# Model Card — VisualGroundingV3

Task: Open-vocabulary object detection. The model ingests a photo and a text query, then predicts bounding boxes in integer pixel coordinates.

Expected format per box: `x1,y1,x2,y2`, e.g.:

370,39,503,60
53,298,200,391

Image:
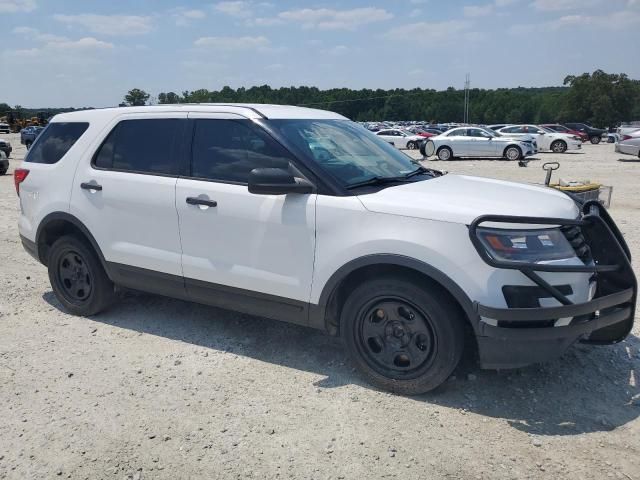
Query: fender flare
35,211,108,271
309,254,479,333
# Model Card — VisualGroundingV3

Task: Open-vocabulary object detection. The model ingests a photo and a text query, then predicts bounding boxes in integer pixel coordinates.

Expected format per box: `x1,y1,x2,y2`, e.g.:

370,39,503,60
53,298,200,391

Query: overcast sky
1,0,639,108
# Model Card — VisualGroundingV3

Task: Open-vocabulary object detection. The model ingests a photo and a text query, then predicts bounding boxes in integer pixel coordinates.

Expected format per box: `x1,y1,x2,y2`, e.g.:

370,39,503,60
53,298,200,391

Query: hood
357,174,579,225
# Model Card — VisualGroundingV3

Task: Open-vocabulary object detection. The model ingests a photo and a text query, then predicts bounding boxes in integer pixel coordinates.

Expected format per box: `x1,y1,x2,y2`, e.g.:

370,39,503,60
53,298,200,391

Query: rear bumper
469,202,637,369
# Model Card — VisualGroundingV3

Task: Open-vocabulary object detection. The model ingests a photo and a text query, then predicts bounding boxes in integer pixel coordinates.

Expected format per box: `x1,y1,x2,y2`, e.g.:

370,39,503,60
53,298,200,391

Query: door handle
186,197,217,208
80,182,102,191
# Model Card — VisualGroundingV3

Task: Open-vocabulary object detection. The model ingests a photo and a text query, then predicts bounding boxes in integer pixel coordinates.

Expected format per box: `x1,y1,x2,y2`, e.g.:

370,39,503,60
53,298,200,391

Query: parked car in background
0,149,8,175
20,126,45,148
615,130,640,158
0,123,10,134
541,124,589,142
564,123,606,144
497,125,581,153
375,128,426,150
487,124,510,132
0,138,12,158
422,126,536,160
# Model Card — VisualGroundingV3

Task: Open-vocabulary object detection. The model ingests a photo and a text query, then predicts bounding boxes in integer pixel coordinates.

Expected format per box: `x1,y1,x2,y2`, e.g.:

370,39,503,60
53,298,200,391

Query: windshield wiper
346,166,443,190
346,176,408,190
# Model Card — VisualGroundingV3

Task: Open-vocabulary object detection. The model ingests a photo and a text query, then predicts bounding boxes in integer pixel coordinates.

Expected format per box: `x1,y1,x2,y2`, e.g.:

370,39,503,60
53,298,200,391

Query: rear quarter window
25,122,89,164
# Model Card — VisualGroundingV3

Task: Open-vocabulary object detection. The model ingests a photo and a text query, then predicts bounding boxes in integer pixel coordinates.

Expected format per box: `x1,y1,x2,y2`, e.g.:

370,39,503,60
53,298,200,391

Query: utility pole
463,73,471,124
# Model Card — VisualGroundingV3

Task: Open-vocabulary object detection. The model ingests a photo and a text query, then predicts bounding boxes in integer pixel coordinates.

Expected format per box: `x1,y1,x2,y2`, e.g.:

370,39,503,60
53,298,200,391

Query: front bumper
469,201,636,369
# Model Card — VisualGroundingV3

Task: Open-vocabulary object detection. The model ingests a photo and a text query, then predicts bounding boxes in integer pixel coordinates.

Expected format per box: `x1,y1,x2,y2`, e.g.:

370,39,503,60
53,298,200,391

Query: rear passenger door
70,113,188,287
175,113,316,324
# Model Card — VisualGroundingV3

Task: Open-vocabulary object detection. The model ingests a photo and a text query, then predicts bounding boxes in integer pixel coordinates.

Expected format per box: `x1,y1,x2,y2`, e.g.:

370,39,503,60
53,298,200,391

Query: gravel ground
0,133,639,480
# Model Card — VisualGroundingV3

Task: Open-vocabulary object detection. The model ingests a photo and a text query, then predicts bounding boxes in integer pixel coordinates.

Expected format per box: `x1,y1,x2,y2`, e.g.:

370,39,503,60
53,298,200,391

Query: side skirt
105,262,311,327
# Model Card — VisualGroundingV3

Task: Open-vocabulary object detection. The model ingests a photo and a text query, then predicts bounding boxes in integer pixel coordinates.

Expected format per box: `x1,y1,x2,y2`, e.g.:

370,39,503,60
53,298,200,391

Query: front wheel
48,235,115,316
437,146,452,161
504,146,522,161
550,140,567,153
340,277,464,395
0,165,7,176
590,136,601,145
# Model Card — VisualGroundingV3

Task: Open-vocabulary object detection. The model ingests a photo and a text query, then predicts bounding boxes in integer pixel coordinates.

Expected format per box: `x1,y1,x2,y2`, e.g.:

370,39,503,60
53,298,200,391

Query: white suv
16,104,636,395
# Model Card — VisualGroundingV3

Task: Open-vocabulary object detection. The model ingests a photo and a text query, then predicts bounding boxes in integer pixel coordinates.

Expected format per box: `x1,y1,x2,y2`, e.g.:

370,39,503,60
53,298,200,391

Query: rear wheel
25,141,32,149
48,235,114,316
340,276,464,395
590,136,601,145
437,146,452,161
550,140,567,153
407,141,417,150
504,145,522,161
0,165,7,176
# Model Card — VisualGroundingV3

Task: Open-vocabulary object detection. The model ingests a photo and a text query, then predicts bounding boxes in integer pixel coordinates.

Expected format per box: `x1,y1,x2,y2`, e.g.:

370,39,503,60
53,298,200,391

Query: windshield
268,119,427,187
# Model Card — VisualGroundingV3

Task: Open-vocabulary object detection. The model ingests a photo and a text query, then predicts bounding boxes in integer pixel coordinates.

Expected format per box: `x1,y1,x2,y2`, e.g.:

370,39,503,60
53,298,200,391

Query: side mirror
248,168,314,195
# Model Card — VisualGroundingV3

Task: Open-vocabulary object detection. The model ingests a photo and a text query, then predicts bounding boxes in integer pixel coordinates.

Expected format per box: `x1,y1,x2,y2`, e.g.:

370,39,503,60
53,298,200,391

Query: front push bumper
469,201,637,369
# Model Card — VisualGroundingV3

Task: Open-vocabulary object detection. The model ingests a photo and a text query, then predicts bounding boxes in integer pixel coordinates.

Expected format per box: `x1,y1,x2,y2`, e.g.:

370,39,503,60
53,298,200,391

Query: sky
1,0,639,108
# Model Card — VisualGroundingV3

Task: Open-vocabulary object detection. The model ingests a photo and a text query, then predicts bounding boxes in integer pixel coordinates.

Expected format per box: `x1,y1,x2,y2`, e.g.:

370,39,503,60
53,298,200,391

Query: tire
550,140,567,153
47,235,115,316
504,145,522,161
407,141,417,150
437,146,452,161
25,141,32,150
0,166,7,176
340,276,464,395
590,136,601,145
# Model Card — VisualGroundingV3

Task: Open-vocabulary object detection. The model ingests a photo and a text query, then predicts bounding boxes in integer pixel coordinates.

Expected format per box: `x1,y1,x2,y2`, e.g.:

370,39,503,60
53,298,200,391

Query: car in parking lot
0,149,8,175
497,125,582,153
20,126,45,148
541,124,589,142
0,123,11,134
375,128,426,150
564,123,606,144
615,130,640,158
15,104,637,395
0,138,12,158
421,126,536,160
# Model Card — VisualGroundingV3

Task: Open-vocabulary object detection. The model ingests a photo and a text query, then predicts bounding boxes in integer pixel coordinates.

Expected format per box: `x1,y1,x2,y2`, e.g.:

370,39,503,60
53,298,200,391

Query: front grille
561,225,592,263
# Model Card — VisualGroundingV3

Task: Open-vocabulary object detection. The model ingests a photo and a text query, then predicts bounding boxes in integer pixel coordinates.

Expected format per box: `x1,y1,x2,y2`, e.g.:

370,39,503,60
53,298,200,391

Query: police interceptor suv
16,105,636,395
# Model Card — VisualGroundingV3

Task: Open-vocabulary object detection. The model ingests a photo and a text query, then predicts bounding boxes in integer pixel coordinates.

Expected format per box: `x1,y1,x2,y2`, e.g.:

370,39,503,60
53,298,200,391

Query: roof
51,103,348,122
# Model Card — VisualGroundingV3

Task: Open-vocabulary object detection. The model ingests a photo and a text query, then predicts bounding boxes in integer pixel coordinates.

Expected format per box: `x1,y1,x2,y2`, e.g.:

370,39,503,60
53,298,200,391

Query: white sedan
422,126,536,161
375,128,425,150
615,129,640,158
497,125,582,153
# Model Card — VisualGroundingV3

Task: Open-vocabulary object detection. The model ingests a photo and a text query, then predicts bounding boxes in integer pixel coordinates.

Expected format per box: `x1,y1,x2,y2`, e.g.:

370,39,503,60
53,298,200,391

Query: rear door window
94,118,182,175
25,122,89,164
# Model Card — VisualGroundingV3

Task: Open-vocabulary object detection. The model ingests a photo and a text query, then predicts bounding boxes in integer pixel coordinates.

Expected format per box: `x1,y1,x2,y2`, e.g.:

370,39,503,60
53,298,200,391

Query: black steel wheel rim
57,250,93,303
354,296,437,379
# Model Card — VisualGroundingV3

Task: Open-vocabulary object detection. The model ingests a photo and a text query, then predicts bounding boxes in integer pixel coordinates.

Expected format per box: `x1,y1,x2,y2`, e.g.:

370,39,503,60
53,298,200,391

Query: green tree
124,88,150,106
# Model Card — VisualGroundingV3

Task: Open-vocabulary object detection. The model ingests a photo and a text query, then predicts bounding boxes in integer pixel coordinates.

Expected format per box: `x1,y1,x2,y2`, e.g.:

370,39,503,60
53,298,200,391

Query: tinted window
468,128,490,138
191,119,291,183
94,119,180,175
447,129,466,137
25,122,89,164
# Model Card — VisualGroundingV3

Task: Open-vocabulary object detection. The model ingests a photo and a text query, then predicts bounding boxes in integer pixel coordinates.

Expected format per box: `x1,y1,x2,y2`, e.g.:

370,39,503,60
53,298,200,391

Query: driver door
175,113,317,324
466,128,497,157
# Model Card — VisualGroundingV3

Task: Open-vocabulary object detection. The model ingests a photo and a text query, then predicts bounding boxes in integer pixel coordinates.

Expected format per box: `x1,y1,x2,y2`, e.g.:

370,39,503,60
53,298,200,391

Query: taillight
14,168,29,196
622,135,632,141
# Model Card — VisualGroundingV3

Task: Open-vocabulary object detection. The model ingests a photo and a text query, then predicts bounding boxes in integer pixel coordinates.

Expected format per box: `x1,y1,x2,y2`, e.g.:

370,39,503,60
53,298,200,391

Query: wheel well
503,144,521,155
37,219,95,266
436,145,452,153
323,263,472,336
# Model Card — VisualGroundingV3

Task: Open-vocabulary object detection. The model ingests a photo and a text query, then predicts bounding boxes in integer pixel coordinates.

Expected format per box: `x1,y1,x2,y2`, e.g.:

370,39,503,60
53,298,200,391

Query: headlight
476,227,576,263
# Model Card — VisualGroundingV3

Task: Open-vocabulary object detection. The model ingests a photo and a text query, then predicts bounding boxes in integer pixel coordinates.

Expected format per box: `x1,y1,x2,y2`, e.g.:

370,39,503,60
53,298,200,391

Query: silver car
615,129,640,158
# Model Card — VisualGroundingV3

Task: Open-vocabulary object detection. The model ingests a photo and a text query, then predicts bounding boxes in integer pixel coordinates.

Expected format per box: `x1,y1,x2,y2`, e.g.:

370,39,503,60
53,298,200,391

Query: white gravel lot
0,133,638,480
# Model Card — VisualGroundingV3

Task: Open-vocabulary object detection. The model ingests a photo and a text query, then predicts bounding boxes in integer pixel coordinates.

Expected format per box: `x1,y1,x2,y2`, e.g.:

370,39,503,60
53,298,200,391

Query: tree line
2,70,638,128
151,71,639,128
